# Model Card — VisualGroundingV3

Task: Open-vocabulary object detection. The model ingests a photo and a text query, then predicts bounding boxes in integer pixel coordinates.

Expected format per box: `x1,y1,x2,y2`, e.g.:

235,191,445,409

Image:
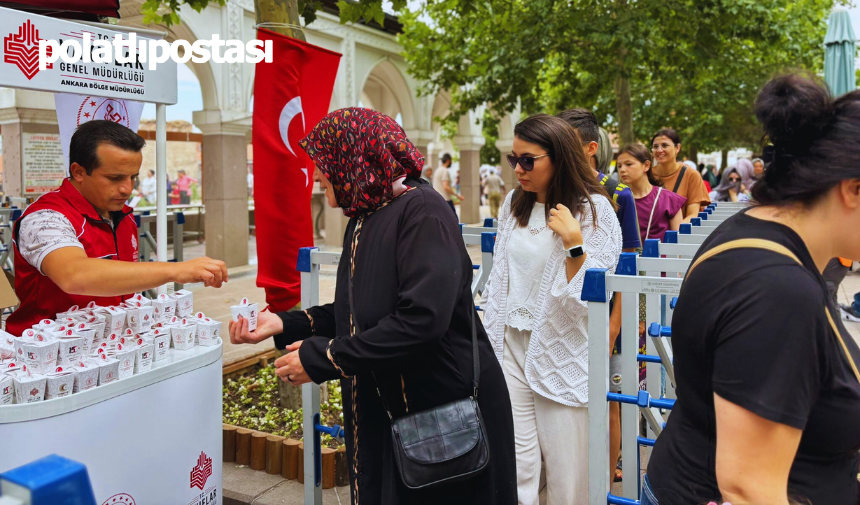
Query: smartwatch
566,244,584,258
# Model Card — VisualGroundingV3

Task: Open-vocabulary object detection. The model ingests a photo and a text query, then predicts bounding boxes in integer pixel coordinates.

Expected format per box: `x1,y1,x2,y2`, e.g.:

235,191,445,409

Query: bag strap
686,238,860,384
347,216,480,423
672,166,686,194
645,187,662,241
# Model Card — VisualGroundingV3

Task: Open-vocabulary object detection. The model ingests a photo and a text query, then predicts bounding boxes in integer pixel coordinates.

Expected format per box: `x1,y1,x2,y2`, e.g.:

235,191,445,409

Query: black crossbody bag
348,260,490,489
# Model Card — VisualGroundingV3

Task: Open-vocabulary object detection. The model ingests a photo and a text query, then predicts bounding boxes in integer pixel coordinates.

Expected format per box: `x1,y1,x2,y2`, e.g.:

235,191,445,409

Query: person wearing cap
6,120,227,335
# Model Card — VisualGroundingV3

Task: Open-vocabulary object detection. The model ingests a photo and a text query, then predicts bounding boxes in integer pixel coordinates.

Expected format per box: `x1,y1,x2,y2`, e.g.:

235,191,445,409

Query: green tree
142,0,405,29
480,110,500,166
399,0,833,150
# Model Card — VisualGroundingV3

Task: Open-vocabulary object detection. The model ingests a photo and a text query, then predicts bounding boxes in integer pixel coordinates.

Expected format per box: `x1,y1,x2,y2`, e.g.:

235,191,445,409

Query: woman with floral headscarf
228,108,517,505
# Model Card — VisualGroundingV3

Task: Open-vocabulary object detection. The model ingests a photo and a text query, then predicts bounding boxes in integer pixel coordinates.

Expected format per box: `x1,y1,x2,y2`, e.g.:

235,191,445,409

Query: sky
140,63,204,131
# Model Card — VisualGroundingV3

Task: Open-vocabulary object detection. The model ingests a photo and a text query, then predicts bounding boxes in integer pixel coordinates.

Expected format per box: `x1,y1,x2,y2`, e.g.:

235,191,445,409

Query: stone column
453,135,484,224
0,94,61,198
405,129,435,178
496,138,519,194
324,205,349,247
194,111,250,267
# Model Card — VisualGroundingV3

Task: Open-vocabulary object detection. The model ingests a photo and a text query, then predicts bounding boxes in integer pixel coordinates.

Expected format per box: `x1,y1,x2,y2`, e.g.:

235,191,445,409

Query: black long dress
274,179,517,505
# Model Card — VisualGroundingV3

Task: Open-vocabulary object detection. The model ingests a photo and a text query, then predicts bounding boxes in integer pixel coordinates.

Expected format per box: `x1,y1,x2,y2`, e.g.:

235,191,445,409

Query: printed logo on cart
4,20,52,80
190,451,213,490
101,493,135,505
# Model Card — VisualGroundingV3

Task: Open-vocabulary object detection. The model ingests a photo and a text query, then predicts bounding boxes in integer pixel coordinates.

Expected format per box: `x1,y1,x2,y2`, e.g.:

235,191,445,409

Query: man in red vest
6,120,227,335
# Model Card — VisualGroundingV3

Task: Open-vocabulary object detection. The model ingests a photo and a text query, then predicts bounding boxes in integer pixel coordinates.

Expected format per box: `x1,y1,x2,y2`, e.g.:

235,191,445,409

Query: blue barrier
0,454,97,505
648,323,671,338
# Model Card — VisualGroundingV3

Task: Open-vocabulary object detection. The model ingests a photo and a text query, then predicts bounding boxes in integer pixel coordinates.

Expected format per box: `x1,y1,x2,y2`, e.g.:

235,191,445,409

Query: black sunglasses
506,153,549,172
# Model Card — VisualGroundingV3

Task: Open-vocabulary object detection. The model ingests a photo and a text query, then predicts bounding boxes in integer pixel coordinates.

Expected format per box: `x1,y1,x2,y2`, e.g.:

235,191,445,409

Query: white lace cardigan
482,190,622,407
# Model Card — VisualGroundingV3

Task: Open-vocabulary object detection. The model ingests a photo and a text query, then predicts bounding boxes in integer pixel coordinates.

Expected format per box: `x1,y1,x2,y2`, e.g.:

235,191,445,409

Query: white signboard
0,358,222,505
21,132,65,194
0,6,177,104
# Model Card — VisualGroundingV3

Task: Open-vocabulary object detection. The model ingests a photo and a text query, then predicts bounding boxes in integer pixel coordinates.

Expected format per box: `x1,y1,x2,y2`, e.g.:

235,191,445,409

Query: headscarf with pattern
299,108,425,217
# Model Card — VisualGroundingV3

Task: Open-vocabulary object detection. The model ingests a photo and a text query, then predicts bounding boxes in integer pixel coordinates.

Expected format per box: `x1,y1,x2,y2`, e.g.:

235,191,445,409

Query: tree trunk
614,74,634,147
721,149,729,172
255,0,306,40
687,144,699,165
254,0,321,411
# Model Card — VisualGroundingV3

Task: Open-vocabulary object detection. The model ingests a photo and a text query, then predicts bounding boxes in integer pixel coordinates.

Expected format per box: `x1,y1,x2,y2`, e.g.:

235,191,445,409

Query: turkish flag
253,29,341,312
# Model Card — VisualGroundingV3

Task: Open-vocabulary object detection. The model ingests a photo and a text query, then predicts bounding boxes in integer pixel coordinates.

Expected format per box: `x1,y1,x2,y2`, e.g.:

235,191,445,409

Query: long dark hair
619,144,662,187
510,114,612,227
752,72,860,206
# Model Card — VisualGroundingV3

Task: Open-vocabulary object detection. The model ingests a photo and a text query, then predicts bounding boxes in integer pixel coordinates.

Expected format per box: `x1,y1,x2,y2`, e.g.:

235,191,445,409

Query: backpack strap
672,166,687,194
599,174,623,203
686,238,860,384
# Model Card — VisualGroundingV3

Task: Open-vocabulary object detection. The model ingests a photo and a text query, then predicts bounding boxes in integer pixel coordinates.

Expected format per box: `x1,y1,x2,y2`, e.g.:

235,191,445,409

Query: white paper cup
73,362,100,393
0,373,13,404
135,343,155,374
97,358,120,385
45,371,75,399
114,348,137,379
230,303,258,332
13,373,46,403
171,325,195,351
103,307,127,335
57,336,86,367
196,321,220,347
152,294,176,324
175,289,194,316
22,340,60,375
75,328,97,354
152,334,171,362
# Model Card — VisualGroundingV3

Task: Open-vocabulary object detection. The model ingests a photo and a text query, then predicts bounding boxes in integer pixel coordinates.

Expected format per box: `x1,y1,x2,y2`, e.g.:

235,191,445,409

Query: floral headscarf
299,108,424,217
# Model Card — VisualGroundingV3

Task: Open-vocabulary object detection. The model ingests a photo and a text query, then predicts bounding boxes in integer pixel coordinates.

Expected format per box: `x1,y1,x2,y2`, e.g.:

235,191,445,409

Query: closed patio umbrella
825,9,856,97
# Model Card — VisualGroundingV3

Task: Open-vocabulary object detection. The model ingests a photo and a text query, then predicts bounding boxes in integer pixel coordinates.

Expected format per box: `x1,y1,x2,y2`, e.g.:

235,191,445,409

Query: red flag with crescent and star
252,29,341,312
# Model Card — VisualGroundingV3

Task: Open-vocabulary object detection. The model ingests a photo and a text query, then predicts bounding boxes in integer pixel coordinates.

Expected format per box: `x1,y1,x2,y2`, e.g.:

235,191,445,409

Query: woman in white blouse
483,114,622,504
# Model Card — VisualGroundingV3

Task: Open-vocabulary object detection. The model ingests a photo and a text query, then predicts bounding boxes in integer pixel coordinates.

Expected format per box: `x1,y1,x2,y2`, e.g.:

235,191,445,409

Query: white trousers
503,326,589,505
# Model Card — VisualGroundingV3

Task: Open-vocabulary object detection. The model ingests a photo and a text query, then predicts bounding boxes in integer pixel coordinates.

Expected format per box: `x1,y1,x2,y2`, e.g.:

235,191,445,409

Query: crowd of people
226,72,860,505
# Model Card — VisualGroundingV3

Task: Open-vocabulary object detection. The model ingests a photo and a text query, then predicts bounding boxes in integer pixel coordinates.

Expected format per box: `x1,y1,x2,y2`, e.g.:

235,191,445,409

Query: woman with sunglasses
710,167,749,202
643,73,860,505
482,114,622,504
651,128,711,222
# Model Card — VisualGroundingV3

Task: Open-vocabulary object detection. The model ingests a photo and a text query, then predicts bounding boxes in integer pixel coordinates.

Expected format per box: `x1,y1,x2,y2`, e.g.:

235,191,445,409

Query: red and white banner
252,30,340,312
55,93,145,174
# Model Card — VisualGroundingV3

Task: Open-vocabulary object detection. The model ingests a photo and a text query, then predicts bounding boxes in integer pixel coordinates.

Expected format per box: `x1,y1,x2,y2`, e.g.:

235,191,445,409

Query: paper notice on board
22,132,65,194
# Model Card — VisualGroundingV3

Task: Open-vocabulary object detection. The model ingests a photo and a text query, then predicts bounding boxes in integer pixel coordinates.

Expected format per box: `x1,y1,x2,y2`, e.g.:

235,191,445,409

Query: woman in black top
644,74,860,504
228,108,516,505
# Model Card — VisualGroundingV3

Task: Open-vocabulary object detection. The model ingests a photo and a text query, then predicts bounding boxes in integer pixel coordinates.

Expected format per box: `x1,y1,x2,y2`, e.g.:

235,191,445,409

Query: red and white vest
7,179,138,335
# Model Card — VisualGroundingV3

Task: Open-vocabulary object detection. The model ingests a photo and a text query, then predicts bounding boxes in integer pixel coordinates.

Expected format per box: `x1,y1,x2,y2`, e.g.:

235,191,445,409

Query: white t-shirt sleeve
17,210,84,274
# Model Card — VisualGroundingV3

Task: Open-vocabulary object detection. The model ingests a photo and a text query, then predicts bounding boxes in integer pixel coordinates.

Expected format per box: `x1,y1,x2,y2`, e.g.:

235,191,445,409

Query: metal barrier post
173,211,185,263
615,254,641,500
298,247,323,505
471,232,496,299
583,268,611,505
